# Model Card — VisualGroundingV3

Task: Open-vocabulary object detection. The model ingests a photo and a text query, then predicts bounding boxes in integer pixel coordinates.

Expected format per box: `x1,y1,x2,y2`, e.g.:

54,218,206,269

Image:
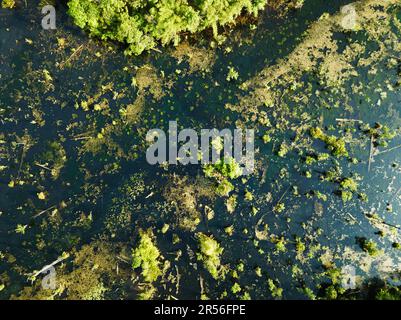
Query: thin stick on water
390,187,401,203
175,265,180,295
35,162,51,171
368,135,374,172
199,275,205,297
366,214,401,230
16,143,27,182
276,186,291,206
376,144,401,156
336,118,363,123
33,205,57,219
30,253,69,279
59,44,85,69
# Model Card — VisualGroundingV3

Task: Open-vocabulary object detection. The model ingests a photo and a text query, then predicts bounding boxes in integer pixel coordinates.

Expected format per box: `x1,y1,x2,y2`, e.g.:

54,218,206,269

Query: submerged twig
29,253,70,280
32,205,57,219
59,44,85,69
35,162,51,171
175,265,180,295
199,275,205,297
390,187,401,203
336,118,363,123
376,144,401,156
16,143,27,182
368,135,374,172
365,213,401,230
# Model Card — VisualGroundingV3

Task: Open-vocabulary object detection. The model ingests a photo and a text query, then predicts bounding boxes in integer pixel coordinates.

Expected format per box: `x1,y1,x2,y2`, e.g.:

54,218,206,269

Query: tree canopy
67,0,268,55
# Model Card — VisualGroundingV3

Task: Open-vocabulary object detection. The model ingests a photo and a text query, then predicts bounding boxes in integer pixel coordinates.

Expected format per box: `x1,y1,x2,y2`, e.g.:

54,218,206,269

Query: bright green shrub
67,0,269,55
132,229,162,282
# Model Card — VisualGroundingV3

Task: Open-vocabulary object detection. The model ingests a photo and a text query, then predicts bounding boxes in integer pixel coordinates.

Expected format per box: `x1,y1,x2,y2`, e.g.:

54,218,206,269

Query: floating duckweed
240,292,251,300
317,192,327,201
340,178,358,192
305,156,316,165
237,262,245,272
317,153,330,161
302,287,316,300
361,123,397,147
273,237,287,253
15,224,28,235
37,192,46,200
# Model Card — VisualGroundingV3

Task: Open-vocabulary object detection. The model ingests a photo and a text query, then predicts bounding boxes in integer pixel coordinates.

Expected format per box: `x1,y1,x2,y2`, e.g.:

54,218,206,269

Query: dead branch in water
336,118,363,123
59,44,85,69
368,135,374,172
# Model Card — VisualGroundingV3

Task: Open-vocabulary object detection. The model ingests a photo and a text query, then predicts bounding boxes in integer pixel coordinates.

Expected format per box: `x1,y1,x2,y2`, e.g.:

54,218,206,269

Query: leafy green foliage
231,282,241,294
226,66,239,81
132,229,163,282
216,179,234,196
267,279,283,299
204,157,241,197
1,0,15,9
204,157,242,180
197,233,225,280
67,0,268,55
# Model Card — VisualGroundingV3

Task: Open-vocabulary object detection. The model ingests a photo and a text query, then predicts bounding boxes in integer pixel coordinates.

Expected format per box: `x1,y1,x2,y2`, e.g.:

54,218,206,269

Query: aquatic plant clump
197,233,225,280
132,229,163,282
204,157,243,180
67,0,268,55
310,127,348,158
1,0,15,8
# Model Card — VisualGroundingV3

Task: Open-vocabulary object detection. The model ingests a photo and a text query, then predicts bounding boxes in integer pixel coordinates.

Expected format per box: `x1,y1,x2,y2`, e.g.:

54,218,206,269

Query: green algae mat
1,0,401,300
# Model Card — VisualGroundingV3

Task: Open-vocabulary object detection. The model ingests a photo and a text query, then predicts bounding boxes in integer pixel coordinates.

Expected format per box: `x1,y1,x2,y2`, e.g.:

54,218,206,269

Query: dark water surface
1,1,401,300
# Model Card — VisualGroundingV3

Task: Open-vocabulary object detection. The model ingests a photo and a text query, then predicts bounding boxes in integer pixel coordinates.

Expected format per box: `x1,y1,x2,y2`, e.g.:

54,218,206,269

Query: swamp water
1,0,401,299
